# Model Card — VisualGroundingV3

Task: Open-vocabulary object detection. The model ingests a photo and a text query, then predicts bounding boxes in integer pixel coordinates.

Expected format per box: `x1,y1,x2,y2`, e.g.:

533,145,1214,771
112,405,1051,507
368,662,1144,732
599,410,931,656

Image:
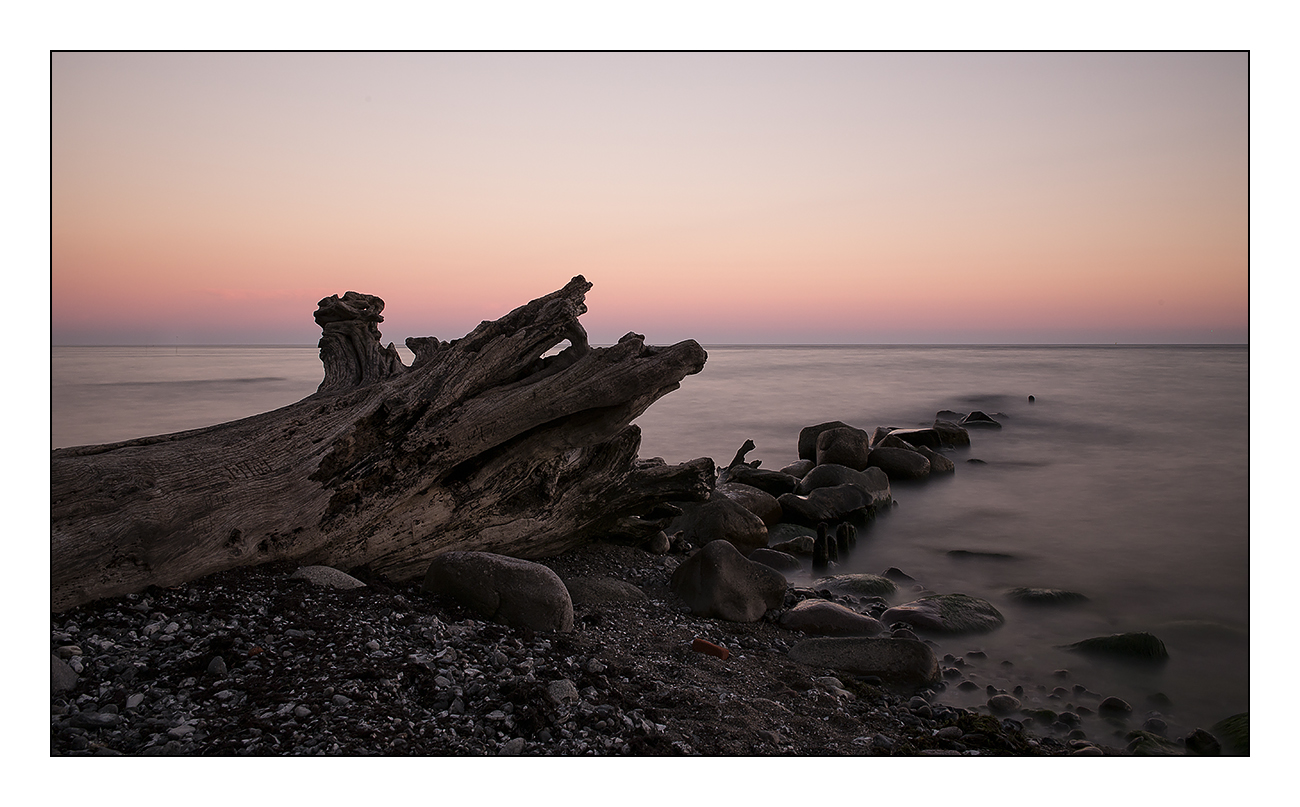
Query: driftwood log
52,277,715,611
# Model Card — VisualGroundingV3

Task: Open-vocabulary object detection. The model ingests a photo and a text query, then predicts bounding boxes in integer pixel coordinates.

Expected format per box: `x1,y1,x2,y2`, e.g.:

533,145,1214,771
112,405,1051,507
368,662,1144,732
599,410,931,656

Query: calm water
51,344,1249,735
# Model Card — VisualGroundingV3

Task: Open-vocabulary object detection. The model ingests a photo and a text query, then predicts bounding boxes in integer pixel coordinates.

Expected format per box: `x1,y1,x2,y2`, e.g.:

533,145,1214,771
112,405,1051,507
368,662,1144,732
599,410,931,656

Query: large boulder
788,636,941,686
670,540,788,622
777,484,872,527
881,593,1005,634
678,497,769,554
816,427,873,471
815,573,898,598
795,463,891,507
1211,713,1249,756
713,482,784,526
781,599,886,636
798,421,853,462
917,446,955,473
931,419,971,447
422,551,574,632
1060,632,1169,662
867,446,931,481
722,465,799,497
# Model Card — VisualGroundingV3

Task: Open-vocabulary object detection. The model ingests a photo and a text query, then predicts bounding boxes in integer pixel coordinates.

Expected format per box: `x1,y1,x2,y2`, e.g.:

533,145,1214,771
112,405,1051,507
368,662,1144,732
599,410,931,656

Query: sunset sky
51,51,1248,345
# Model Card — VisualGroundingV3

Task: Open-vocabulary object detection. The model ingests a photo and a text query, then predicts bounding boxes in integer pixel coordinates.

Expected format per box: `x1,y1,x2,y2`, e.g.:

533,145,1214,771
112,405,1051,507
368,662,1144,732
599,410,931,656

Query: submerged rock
881,594,1005,634
1004,587,1089,605
787,636,941,686
931,419,971,447
960,411,1002,429
1061,632,1169,662
917,446,955,473
882,428,943,450
815,573,898,598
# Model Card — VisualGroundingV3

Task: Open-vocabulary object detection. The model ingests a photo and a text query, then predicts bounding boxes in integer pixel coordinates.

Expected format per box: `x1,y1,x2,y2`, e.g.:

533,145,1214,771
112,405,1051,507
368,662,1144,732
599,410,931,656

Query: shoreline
52,540,1195,757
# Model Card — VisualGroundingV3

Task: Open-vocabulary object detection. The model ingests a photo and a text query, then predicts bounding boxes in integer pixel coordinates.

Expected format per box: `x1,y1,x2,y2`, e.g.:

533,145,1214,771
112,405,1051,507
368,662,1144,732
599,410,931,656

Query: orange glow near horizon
52,52,1248,345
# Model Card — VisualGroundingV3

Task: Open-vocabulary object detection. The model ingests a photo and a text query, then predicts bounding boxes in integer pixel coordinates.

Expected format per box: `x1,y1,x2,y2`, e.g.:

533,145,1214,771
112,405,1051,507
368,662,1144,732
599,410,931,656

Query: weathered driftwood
52,276,714,611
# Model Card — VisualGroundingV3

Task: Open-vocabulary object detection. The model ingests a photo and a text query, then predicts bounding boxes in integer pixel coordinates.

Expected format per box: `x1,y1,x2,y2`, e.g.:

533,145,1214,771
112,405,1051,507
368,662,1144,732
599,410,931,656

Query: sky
52,51,1248,345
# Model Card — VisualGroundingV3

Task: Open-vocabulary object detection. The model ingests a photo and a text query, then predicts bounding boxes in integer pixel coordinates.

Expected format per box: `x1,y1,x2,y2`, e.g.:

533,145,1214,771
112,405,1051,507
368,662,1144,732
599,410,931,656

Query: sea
51,344,1250,736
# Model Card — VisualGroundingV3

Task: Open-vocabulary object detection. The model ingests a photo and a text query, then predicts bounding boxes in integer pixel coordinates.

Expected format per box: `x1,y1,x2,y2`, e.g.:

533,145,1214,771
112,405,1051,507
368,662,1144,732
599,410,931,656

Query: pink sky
51,52,1248,345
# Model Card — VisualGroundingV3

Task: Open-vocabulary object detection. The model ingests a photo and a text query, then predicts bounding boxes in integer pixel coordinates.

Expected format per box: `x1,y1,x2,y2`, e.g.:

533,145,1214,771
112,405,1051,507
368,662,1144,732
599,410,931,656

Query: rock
778,459,814,479
960,411,1001,428
51,654,78,693
780,599,886,637
1183,728,1221,756
917,446,955,473
798,421,853,462
875,432,921,451
499,737,526,755
947,549,1015,560
931,419,971,447
777,485,874,527
545,679,580,706
748,548,802,574
1125,730,1184,756
289,566,367,590
814,573,898,598
422,551,575,633
1061,632,1169,662
867,447,931,481
647,530,671,554
678,497,770,555
988,694,1021,714
881,594,1006,634
1004,587,1089,605
69,710,121,729
1211,713,1248,755
769,526,816,555
722,465,799,497
882,428,943,450
787,637,941,686
669,540,788,623
1098,696,1132,715
881,567,916,584
205,655,228,677
795,464,892,507
815,427,873,471
713,482,783,526
563,576,648,605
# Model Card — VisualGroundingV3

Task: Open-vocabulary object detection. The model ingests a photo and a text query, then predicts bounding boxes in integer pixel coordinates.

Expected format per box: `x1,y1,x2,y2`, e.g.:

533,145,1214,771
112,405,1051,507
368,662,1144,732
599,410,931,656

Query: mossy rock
1061,631,1169,661
882,593,1006,634
1125,730,1184,756
1211,712,1248,755
814,573,898,598
1004,587,1089,605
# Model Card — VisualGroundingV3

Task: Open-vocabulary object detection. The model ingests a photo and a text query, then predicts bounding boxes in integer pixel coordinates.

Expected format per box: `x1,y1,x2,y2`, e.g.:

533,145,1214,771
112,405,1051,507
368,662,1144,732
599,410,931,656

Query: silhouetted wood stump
51,276,714,611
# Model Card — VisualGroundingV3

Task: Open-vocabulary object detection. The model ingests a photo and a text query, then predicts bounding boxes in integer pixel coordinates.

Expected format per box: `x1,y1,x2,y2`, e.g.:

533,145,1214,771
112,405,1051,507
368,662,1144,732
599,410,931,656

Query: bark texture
52,277,713,611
